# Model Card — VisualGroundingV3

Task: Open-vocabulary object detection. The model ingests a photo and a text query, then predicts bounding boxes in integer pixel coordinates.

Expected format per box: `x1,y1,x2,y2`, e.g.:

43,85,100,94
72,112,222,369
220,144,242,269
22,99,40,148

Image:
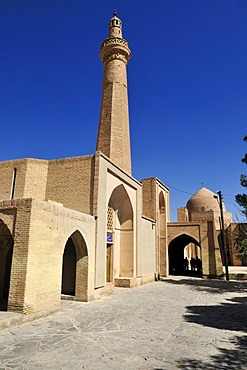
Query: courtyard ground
0,276,246,369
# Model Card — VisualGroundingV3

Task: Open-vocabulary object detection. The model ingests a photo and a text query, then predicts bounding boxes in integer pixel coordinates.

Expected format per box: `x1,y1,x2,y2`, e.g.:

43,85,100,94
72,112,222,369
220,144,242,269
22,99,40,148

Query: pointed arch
0,220,14,311
168,233,202,277
107,184,134,280
108,184,133,228
61,230,88,301
159,191,166,214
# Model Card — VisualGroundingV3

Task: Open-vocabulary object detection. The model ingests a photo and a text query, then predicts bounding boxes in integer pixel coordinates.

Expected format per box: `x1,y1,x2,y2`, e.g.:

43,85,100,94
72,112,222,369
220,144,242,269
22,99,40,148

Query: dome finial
113,9,117,17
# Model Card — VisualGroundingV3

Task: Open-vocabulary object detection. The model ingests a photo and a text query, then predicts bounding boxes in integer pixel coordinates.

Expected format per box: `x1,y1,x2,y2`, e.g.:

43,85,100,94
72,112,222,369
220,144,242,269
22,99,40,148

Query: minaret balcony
100,38,131,64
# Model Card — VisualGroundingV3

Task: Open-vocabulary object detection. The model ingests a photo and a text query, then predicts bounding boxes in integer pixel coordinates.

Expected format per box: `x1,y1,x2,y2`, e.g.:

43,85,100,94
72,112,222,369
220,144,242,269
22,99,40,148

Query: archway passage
61,230,88,300
0,220,14,311
169,234,202,277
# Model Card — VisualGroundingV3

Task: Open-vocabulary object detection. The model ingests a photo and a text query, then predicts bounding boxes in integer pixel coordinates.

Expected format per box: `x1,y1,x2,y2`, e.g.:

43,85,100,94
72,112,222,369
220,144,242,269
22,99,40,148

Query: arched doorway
0,220,14,311
62,236,76,295
107,185,134,281
61,230,88,300
169,234,202,277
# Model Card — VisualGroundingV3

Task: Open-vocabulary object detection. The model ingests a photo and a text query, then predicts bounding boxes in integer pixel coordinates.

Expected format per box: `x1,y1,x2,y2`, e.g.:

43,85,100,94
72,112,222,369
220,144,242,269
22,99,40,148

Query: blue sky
1,0,246,221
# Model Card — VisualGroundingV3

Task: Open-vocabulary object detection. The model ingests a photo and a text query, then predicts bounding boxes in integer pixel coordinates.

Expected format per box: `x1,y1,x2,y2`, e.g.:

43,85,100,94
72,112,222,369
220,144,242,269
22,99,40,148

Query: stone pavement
0,277,246,370
225,266,247,281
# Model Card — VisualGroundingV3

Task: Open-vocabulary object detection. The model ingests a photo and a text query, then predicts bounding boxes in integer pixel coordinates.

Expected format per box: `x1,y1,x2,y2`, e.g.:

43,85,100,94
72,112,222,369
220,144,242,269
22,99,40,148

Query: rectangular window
10,168,17,199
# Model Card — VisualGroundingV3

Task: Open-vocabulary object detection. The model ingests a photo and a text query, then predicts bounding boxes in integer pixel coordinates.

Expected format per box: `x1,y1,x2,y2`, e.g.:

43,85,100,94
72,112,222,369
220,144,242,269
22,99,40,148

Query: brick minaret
96,11,132,175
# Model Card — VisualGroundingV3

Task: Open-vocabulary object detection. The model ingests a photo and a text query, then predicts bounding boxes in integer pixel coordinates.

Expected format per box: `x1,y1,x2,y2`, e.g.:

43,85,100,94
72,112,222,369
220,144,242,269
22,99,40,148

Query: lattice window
107,206,114,231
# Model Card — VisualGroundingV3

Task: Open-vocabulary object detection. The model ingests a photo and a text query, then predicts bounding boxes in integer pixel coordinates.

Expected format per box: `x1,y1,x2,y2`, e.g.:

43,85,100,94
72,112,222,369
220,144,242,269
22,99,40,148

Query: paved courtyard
0,277,246,370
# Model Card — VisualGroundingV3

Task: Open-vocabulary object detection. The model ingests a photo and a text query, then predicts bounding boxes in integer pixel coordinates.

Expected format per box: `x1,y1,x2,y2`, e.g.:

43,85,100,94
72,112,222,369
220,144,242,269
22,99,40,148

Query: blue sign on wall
107,232,113,243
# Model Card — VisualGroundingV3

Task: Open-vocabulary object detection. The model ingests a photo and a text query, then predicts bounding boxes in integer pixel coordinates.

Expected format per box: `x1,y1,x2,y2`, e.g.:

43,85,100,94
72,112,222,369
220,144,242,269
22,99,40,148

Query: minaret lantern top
108,10,122,38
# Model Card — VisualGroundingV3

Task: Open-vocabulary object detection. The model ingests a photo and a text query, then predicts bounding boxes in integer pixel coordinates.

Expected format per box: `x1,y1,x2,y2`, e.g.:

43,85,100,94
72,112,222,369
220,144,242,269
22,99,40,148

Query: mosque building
0,13,242,315
178,187,246,269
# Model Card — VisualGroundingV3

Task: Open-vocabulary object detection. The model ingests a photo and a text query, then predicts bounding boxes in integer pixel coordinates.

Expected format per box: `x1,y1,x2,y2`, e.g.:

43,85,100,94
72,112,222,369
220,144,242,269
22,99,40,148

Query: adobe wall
0,159,27,200
141,178,157,220
0,158,48,200
189,210,232,231
46,155,94,214
0,199,32,313
0,199,95,315
141,177,170,278
138,216,156,277
0,159,48,201
0,155,94,215
177,207,188,222
24,159,48,199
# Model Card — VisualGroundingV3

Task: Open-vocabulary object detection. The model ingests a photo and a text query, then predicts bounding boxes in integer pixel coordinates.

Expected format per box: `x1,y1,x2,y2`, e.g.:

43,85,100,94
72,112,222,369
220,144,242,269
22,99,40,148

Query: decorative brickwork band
101,53,128,65
100,37,129,49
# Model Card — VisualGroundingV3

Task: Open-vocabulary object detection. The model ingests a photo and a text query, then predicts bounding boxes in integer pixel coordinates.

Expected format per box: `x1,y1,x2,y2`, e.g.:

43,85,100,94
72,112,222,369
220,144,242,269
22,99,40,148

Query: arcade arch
107,184,134,282
61,230,88,301
169,234,202,276
0,220,14,311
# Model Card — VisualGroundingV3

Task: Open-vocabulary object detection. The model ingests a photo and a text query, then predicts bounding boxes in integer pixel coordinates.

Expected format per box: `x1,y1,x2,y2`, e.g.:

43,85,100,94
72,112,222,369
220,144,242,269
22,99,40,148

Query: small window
10,168,17,199
201,206,205,212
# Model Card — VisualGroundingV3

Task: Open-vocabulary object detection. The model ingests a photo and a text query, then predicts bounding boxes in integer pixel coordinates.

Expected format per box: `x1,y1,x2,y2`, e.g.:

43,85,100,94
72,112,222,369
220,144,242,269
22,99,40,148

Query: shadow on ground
161,277,247,294
154,278,247,370
155,334,247,370
184,295,247,332
175,335,247,370
178,290,247,369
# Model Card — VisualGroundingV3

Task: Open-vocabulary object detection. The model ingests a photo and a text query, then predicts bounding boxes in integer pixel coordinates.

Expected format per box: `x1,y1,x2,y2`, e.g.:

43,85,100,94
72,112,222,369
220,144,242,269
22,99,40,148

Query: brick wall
24,159,48,199
0,159,28,200
97,58,131,174
0,198,95,314
4,199,33,313
177,207,188,222
141,178,156,220
0,159,48,201
46,155,95,214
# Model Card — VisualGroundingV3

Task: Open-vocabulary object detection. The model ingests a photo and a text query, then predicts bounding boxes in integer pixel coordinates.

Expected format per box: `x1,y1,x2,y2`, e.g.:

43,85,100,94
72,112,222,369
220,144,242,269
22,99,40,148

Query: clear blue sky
1,0,246,221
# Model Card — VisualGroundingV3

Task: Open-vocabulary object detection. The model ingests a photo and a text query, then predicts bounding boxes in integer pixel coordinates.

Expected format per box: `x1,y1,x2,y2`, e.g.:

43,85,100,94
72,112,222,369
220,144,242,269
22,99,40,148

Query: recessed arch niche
61,230,88,301
107,184,134,280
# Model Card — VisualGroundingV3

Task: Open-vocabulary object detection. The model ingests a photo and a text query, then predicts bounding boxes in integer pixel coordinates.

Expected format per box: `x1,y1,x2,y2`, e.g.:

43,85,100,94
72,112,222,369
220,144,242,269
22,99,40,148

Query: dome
186,187,226,213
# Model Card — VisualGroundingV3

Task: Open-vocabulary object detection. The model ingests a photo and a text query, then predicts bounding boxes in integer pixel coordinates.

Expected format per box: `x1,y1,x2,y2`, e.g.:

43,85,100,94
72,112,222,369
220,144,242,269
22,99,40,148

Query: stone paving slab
0,277,246,369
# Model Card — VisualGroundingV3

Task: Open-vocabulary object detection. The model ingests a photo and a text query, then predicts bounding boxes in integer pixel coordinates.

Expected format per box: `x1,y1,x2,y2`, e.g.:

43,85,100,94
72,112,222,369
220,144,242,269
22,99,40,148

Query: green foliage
235,135,247,257
234,224,247,259
236,135,247,218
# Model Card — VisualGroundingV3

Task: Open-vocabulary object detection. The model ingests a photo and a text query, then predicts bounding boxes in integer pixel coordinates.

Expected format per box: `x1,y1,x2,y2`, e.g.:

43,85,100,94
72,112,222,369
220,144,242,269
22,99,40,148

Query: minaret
96,11,132,175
